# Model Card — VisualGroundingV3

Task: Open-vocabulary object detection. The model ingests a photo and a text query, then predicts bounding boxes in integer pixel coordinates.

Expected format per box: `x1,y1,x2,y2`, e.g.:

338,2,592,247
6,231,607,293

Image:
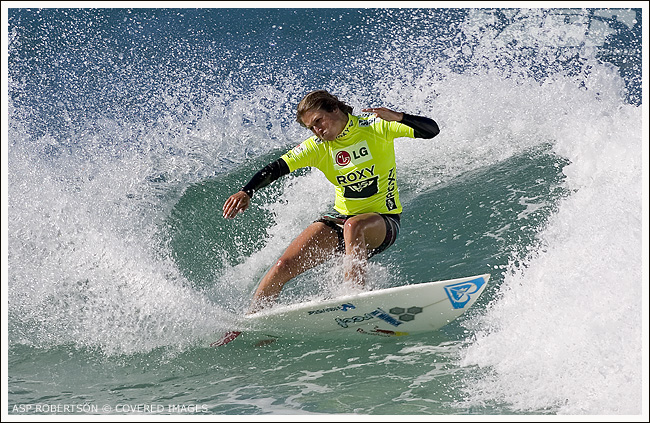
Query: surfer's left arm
362,107,440,139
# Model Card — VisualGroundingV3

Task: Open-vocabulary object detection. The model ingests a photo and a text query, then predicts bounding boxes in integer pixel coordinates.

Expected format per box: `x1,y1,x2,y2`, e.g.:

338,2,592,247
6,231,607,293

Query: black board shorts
316,213,401,258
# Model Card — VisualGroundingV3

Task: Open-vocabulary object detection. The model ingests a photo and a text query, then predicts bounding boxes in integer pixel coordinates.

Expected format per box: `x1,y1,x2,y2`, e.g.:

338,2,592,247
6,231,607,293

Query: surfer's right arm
222,158,290,219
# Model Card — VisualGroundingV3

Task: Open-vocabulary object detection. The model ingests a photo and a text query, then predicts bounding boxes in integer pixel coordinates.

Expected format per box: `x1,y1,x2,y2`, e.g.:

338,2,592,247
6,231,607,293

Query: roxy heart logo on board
444,277,486,309
333,141,372,169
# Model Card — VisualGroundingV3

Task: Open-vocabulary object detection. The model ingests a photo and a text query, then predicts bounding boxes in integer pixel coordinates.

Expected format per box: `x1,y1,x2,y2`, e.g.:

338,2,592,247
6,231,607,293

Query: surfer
223,90,440,314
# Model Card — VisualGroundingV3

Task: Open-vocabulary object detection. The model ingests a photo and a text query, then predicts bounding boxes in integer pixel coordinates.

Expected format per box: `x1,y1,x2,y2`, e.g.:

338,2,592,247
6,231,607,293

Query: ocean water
4,6,647,417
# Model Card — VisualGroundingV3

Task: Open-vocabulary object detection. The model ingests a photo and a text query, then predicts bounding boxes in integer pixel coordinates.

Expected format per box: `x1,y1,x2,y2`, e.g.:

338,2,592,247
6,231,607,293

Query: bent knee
343,218,364,237
343,215,386,248
343,215,382,237
269,256,307,279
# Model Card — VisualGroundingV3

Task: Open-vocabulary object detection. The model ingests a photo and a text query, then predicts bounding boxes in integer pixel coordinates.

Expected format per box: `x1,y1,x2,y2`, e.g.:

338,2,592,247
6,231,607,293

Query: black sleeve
400,113,440,139
241,158,290,198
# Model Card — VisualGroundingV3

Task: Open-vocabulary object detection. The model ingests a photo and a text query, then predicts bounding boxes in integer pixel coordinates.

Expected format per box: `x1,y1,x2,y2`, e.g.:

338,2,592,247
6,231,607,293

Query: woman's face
301,108,349,141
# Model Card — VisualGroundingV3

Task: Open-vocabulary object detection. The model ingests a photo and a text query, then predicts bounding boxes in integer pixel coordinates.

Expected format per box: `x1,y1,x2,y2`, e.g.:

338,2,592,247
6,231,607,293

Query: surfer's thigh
276,221,341,271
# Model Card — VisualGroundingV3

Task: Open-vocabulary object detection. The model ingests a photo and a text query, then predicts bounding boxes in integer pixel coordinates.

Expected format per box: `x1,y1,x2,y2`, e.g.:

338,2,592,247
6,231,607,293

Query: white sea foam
454,14,645,416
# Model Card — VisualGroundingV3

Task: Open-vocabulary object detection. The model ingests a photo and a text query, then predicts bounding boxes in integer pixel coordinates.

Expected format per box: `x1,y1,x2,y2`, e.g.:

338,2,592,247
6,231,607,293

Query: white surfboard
211,274,490,346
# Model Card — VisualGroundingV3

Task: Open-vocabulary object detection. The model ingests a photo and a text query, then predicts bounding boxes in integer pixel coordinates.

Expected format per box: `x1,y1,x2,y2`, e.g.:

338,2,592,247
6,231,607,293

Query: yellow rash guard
280,114,414,215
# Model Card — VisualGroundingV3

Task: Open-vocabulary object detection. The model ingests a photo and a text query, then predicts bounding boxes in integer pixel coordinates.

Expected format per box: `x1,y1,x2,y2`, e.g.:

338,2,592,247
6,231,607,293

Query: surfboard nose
210,331,242,347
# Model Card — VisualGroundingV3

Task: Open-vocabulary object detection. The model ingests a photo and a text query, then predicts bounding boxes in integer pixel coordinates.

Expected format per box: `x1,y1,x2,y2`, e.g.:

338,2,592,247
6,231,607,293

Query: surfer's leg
248,222,340,313
342,213,387,287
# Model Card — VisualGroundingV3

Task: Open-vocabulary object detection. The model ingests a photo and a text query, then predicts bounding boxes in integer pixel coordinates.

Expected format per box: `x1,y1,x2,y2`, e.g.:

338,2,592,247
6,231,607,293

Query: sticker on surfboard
443,277,486,309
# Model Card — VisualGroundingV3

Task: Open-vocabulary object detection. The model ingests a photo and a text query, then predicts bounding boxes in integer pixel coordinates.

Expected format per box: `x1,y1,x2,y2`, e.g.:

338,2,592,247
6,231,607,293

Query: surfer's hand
362,107,404,122
223,191,250,219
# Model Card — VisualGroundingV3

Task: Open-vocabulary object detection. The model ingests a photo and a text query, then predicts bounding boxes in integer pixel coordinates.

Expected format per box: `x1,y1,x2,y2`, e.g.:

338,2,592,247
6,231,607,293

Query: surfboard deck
211,274,490,346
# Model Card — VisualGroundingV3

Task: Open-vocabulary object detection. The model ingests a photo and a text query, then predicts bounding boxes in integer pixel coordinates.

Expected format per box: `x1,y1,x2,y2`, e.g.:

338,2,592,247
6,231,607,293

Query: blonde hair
296,90,353,127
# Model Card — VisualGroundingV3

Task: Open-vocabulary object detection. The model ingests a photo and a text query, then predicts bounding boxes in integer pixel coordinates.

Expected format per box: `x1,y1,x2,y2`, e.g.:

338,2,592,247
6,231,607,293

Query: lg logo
334,142,372,168
335,150,351,166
